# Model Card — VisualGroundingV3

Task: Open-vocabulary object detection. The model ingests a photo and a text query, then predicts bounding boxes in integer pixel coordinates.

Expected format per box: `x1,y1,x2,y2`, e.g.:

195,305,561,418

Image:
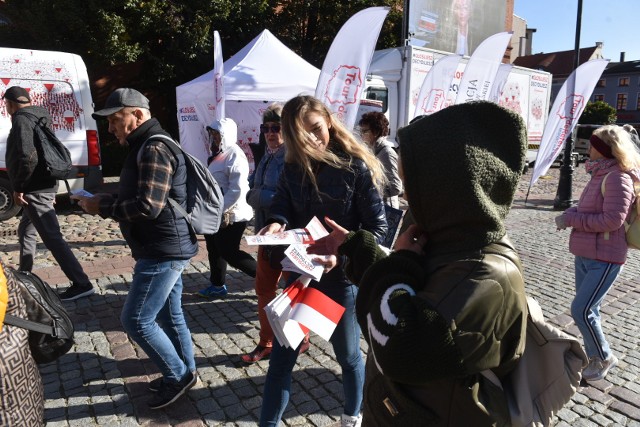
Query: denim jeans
121,258,195,383
260,283,364,426
571,256,622,360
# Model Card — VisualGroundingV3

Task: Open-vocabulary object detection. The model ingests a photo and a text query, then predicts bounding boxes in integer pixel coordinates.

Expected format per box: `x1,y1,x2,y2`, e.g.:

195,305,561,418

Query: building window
619,77,630,86
594,94,604,102
617,93,628,110
596,79,606,87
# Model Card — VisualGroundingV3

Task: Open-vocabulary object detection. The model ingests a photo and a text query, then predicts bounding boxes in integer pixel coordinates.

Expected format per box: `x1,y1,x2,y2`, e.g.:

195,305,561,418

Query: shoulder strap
600,172,612,197
137,134,191,222
3,313,56,336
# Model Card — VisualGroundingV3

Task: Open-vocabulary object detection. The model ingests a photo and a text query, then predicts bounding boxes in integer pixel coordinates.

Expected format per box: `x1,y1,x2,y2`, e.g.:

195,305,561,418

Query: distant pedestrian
197,118,257,298
2,86,93,301
555,124,640,382
258,95,388,427
358,111,402,208
73,88,198,409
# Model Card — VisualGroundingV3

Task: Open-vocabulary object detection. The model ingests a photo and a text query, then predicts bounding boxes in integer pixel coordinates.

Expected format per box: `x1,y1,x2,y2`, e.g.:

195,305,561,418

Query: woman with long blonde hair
556,124,640,382
258,95,388,427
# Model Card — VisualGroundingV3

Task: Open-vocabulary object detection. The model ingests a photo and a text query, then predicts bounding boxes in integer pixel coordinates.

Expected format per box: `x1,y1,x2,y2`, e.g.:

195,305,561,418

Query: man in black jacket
74,88,199,409
2,86,93,301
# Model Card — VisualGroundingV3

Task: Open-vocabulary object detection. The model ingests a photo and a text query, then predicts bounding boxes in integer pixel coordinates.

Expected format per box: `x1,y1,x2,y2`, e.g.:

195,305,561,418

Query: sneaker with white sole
148,371,197,409
149,371,199,392
341,413,363,427
582,354,618,382
59,283,95,301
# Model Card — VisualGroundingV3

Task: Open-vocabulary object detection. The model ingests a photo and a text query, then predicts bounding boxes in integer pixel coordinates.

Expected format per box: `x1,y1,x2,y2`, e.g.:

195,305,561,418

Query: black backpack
4,270,74,364
24,112,72,180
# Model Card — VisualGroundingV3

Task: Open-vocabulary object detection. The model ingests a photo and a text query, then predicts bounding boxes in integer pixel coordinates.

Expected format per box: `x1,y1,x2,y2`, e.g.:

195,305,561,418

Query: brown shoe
299,335,310,354
241,345,272,363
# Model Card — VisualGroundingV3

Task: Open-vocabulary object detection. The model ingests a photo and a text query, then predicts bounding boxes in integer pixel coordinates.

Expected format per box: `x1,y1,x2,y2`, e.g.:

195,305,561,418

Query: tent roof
177,29,320,102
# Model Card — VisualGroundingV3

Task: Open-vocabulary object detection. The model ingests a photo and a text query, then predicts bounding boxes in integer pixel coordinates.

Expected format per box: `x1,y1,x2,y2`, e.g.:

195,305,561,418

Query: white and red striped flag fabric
290,287,345,341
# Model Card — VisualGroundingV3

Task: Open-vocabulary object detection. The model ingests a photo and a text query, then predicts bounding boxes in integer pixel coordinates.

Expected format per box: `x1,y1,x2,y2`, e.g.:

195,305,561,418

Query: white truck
360,45,552,165
0,47,102,221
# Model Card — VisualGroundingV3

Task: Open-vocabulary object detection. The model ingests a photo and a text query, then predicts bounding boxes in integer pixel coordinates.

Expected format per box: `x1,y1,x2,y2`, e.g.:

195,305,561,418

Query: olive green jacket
340,231,527,426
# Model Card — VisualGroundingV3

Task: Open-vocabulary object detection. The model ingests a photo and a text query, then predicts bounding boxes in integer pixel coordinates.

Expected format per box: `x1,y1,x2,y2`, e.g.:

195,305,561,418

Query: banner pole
402,0,410,44
553,0,583,210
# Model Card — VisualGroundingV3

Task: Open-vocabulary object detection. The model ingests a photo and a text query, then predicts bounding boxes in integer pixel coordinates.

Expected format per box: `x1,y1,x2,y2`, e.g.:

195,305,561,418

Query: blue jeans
121,258,196,383
260,283,364,426
571,256,622,360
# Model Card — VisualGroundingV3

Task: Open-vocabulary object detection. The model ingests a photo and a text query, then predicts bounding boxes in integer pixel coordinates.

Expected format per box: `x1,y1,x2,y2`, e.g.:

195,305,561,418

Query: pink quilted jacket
564,162,637,264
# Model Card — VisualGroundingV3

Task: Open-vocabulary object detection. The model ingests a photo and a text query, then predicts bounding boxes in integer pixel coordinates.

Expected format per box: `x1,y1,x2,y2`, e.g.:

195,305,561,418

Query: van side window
365,87,388,113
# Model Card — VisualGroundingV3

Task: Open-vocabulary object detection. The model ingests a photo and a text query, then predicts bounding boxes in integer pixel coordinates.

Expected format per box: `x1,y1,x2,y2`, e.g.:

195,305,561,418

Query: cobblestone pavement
1,167,640,426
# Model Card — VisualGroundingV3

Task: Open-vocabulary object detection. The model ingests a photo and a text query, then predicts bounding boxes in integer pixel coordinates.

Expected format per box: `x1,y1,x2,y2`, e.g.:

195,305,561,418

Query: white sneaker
341,413,363,427
583,354,618,382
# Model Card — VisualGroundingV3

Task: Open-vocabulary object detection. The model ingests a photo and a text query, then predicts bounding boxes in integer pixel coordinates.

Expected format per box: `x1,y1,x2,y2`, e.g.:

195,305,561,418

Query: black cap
92,88,150,119
2,86,31,104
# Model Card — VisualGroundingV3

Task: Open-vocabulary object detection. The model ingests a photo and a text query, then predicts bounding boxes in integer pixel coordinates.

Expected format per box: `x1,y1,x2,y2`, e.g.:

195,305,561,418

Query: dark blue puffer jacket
269,148,387,288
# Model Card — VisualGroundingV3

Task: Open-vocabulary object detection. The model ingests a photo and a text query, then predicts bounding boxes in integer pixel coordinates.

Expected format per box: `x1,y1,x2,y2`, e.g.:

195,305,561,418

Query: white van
0,47,102,221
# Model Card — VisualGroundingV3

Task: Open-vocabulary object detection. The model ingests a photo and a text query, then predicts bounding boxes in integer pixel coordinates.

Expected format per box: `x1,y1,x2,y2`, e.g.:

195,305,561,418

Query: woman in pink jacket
556,125,640,382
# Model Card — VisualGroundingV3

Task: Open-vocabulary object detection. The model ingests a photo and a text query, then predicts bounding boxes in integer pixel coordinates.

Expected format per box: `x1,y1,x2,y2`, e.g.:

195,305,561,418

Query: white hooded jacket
206,118,253,223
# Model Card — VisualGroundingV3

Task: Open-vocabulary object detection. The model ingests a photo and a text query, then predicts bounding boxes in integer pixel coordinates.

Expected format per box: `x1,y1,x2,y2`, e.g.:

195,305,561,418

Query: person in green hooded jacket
308,101,528,426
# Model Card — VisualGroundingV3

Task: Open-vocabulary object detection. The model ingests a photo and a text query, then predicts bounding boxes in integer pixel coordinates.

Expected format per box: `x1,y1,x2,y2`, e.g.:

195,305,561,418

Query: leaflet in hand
245,216,328,245
281,244,330,282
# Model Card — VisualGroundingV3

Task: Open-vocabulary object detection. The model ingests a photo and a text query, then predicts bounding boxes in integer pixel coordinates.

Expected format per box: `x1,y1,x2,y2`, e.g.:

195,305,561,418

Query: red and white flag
455,32,512,104
414,54,462,118
530,59,609,187
315,7,389,129
213,30,225,121
290,287,346,341
266,278,310,348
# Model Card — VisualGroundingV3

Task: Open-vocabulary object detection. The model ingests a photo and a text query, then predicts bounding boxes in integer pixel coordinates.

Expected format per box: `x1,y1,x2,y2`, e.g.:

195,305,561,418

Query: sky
513,0,640,62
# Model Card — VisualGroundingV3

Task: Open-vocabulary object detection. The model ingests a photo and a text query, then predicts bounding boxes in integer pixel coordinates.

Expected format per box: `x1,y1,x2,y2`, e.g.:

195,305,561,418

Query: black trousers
204,221,257,286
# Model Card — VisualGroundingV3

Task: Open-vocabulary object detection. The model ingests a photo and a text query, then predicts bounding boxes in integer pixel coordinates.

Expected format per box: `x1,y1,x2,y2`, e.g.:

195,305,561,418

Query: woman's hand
394,224,427,254
258,222,285,235
307,217,350,256
312,255,338,274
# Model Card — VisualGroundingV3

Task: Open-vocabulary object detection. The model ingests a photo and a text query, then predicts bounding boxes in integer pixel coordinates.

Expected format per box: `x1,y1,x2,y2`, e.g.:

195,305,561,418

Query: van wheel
0,178,21,221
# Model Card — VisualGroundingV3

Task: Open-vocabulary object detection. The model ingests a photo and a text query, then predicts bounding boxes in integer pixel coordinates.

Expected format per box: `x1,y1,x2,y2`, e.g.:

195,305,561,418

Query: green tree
269,0,402,68
579,100,617,125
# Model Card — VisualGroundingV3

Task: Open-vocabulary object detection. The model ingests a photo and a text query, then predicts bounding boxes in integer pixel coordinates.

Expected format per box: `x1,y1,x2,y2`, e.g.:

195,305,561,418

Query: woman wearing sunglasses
258,95,387,427
243,104,310,363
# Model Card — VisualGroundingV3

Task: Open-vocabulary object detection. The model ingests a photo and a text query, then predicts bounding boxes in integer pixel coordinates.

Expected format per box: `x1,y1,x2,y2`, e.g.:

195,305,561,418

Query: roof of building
603,60,640,75
513,46,599,77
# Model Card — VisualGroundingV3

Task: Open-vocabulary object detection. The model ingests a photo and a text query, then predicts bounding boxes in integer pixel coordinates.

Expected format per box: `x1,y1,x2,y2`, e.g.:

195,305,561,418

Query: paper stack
247,217,346,348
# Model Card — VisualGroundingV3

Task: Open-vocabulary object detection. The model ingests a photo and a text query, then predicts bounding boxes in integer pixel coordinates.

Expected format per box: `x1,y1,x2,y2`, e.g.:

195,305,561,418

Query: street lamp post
553,0,583,210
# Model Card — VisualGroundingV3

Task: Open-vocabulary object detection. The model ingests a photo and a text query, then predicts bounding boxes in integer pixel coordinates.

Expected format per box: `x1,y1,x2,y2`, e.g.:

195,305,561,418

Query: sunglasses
260,124,281,134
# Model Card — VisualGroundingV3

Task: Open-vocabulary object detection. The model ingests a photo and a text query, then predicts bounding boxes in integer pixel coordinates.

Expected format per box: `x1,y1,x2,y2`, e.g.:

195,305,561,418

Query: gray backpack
141,134,223,235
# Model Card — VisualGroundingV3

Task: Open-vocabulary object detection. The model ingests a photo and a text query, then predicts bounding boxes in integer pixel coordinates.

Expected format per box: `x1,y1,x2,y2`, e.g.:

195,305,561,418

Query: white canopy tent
176,29,320,167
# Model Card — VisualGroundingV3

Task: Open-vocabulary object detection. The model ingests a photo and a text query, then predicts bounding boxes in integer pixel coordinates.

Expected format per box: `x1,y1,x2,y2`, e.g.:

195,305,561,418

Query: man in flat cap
2,86,93,301
73,88,198,409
